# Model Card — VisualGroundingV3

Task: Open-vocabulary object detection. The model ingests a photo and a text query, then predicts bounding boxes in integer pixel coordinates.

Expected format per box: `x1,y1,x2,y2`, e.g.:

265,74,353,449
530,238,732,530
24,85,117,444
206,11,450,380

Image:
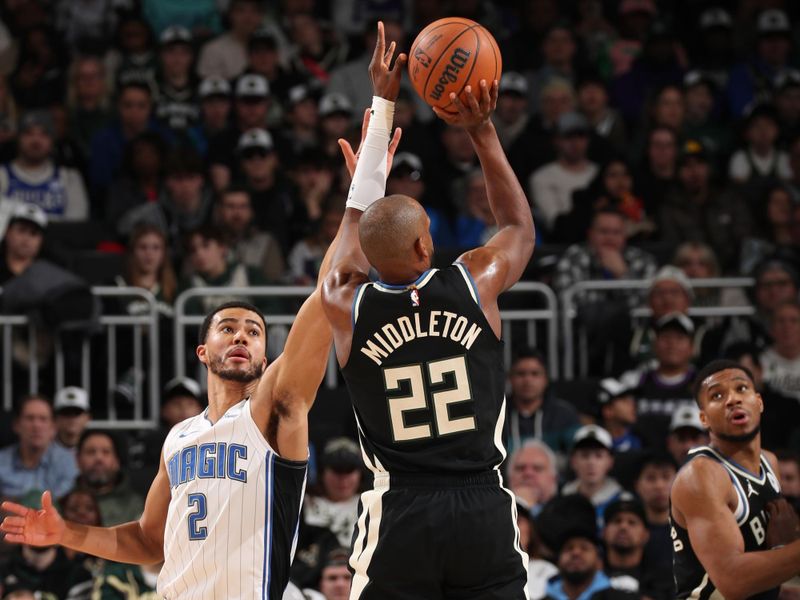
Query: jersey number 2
383,355,476,442
188,493,208,540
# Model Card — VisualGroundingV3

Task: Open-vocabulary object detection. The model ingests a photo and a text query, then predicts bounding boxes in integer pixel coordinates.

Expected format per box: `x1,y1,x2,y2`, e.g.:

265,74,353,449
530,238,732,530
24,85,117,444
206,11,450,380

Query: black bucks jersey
340,264,507,475
671,445,782,600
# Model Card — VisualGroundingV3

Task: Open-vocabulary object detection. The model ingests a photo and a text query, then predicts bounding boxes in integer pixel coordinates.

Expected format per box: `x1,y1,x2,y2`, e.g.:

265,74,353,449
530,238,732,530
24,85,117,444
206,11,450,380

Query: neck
122,122,146,139
558,157,588,172
249,172,274,190
79,96,100,111
166,73,189,88
775,344,800,360
751,145,773,158
608,547,644,569
651,163,674,179
7,255,34,275
578,479,605,498
514,395,543,415
131,271,157,289
563,575,595,600
18,444,46,468
202,261,227,280
85,478,116,495
583,107,606,123
551,59,572,73
16,157,47,170
378,266,426,286
605,420,628,440
205,375,259,422
645,505,669,525
710,433,761,473
657,364,688,378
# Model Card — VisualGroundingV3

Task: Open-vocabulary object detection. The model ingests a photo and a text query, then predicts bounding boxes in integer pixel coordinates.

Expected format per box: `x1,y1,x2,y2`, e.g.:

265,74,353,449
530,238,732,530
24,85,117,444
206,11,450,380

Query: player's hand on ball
338,108,402,178
369,21,407,102
765,498,800,548
432,79,498,132
1,490,66,546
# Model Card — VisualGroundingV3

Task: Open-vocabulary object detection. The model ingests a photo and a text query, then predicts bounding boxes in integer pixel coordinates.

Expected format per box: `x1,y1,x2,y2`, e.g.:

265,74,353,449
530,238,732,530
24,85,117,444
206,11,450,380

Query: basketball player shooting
0,117,402,599
671,360,800,600
321,22,535,600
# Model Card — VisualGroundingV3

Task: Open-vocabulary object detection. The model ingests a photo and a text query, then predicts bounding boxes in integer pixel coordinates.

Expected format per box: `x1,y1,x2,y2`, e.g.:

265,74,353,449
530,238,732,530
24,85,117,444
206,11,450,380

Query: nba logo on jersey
410,288,420,307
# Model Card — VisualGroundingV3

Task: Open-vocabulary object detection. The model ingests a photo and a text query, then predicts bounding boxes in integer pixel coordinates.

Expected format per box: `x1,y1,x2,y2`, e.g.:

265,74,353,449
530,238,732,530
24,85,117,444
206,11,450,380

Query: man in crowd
52,386,91,454
197,0,265,80
666,404,708,465
596,378,641,453
633,452,677,572
761,301,800,400
506,439,559,515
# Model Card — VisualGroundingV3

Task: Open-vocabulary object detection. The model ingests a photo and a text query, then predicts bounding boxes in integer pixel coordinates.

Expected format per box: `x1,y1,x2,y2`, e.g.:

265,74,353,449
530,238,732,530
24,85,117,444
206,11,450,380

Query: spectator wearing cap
682,70,732,163
692,8,734,91
287,200,342,285
53,386,91,453
507,439,559,514
66,56,112,162
0,111,88,221
118,148,213,265
701,258,800,363
315,547,352,600
761,301,800,401
775,70,800,146
526,23,579,112
619,312,697,446
666,404,708,466
492,73,532,151
554,208,657,376
658,138,751,273
246,29,304,111
0,202,46,284
602,494,670,599
197,0,265,80
286,13,349,84
303,437,363,548
633,452,677,572
726,9,794,118
604,0,658,79
110,16,158,87
529,111,598,233
724,342,800,451
75,430,143,526
207,73,271,191
577,74,627,155
277,83,320,160
88,78,171,201
155,26,199,132
236,128,303,254
318,92,353,162
187,76,231,157
597,379,641,453
506,349,580,457
0,395,78,501
542,526,633,600
729,103,792,187
563,425,622,528
216,185,285,282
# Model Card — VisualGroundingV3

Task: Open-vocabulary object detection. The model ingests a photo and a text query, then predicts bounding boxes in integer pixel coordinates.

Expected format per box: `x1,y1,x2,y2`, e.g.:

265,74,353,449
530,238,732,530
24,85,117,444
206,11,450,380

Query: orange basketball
407,17,502,113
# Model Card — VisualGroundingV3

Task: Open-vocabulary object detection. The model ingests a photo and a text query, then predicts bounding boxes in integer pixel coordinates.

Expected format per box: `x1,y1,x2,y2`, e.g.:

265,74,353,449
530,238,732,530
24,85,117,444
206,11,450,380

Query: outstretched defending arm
1,451,171,565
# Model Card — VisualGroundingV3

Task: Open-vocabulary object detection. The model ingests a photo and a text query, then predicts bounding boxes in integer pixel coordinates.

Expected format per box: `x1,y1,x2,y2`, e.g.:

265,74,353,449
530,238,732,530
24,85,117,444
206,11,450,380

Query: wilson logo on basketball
429,47,472,101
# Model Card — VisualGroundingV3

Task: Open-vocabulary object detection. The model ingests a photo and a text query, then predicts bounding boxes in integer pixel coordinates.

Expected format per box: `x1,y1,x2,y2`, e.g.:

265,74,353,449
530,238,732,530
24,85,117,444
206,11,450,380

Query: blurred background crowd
1,0,800,598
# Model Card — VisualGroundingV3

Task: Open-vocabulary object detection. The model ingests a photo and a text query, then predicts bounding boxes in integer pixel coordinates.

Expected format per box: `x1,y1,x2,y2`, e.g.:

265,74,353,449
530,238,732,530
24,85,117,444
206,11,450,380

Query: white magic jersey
158,398,308,600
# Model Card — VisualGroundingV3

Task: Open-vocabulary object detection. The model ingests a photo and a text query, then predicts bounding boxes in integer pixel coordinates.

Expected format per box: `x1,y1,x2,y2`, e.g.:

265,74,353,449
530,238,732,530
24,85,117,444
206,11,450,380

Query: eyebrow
217,317,263,331
705,376,750,391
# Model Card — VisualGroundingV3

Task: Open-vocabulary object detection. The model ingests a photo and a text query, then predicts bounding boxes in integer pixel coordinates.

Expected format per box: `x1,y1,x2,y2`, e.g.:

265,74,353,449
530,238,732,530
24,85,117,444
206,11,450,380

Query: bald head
360,195,432,277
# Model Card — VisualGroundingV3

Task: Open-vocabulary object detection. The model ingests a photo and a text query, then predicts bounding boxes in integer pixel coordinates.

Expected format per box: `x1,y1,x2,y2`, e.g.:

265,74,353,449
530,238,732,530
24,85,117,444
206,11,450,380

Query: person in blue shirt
597,378,642,453
0,395,78,501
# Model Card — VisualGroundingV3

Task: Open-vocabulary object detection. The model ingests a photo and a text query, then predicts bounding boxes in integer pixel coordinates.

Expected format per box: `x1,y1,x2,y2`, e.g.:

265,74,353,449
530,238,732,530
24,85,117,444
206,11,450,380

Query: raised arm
1,452,171,565
433,84,535,310
671,458,800,600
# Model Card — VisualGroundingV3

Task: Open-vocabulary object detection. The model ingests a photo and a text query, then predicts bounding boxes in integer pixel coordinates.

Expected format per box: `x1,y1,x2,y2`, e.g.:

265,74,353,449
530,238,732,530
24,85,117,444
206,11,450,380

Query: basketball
407,17,502,113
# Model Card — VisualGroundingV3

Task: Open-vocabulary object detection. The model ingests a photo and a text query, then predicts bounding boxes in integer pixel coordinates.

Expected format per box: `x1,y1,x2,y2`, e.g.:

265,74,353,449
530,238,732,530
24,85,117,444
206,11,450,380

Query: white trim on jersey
690,446,767,485
453,262,480,306
349,486,389,600
493,396,509,467
261,452,275,600
688,573,726,600
352,283,370,326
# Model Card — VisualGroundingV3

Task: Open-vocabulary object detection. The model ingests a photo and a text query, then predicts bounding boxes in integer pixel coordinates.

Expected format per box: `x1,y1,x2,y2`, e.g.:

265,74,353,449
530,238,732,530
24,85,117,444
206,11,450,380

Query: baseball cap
499,72,528,96
19,110,54,137
670,404,705,433
699,8,732,30
604,492,647,525
597,378,637,405
321,437,362,471
8,201,47,231
683,70,716,91
318,93,353,117
288,84,315,106
556,111,590,136
235,74,270,99
757,9,791,35
678,138,709,165
390,152,424,180
619,0,657,16
237,128,274,153
572,424,613,452
54,386,90,413
160,25,192,46
163,376,202,402
248,28,278,51
199,76,231,99
320,547,350,570
654,312,695,336
649,265,694,299
774,70,800,93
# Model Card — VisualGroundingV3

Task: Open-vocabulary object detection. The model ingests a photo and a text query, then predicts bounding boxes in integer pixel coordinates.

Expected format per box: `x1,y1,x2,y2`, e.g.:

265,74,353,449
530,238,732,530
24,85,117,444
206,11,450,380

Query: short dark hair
590,207,626,226
198,301,267,344
722,342,762,364
693,359,756,405
117,76,153,99
219,184,252,204
184,224,226,250
775,449,800,469
77,430,126,465
635,451,678,481
13,394,52,419
165,148,204,177
511,347,548,370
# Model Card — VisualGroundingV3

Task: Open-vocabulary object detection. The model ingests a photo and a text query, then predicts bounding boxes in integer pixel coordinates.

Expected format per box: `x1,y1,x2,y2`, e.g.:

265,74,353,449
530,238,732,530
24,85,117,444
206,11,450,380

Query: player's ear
698,404,709,429
414,236,429,261
756,392,764,413
196,344,208,365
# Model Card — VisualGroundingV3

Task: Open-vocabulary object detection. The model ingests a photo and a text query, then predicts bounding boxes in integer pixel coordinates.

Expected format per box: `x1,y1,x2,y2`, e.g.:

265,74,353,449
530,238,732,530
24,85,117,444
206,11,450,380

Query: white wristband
346,96,395,212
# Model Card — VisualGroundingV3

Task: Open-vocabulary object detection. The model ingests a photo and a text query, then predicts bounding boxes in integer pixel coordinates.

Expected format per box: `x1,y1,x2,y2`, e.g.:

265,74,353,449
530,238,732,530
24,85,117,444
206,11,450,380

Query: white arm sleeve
346,96,394,212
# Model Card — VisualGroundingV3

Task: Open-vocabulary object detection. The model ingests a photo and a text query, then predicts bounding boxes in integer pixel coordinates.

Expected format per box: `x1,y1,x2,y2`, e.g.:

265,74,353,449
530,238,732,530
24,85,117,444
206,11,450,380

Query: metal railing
0,286,160,429
173,282,561,384
560,277,755,378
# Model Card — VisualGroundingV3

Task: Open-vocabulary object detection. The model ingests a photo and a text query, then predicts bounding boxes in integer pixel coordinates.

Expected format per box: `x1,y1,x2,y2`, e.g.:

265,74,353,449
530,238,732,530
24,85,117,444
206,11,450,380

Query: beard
561,568,595,586
716,424,760,444
208,352,264,383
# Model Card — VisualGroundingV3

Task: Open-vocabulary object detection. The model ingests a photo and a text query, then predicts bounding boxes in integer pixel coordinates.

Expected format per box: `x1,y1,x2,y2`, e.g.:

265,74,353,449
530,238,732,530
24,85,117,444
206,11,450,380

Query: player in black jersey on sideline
671,359,800,600
321,22,535,600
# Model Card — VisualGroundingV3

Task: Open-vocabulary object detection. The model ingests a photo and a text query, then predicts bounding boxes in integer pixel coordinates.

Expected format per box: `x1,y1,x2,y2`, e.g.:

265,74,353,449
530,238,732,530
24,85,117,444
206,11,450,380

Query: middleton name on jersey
359,310,483,366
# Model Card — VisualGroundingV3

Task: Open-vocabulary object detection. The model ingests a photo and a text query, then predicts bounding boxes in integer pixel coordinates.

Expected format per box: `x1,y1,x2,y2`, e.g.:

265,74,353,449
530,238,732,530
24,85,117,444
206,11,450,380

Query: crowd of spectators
1,0,800,598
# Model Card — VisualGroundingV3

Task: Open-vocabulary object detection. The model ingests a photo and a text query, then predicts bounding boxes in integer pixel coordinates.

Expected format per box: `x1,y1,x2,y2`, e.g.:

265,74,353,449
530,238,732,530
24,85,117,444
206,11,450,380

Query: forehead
701,368,750,391
513,357,544,370
212,308,263,327
83,434,114,449
20,398,51,416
